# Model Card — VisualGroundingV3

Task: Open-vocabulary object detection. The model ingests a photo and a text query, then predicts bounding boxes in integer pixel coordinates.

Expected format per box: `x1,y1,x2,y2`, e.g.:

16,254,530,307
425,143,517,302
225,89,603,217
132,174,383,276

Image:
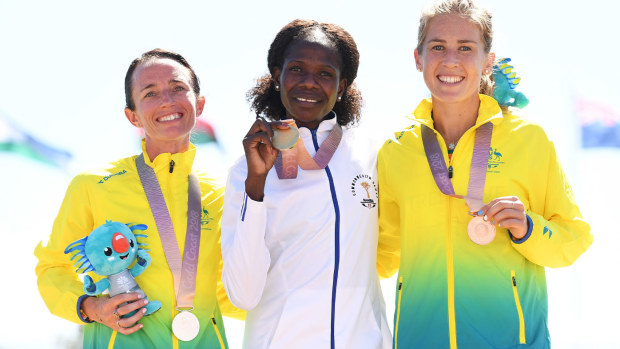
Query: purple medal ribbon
275,122,343,179
135,154,201,308
421,122,493,213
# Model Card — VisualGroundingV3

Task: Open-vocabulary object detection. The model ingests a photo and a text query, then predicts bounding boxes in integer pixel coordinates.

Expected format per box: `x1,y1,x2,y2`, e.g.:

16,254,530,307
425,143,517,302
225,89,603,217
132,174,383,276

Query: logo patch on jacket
201,207,213,230
98,170,127,184
351,174,378,209
543,226,552,238
487,147,505,173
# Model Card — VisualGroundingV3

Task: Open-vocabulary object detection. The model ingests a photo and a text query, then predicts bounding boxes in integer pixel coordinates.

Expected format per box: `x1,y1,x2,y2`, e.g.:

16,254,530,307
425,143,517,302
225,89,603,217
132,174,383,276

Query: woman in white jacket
221,19,391,349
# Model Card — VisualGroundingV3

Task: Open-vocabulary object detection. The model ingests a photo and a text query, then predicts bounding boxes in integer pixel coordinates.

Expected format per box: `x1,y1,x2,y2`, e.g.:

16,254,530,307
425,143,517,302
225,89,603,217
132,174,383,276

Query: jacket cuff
510,215,533,244
76,294,94,323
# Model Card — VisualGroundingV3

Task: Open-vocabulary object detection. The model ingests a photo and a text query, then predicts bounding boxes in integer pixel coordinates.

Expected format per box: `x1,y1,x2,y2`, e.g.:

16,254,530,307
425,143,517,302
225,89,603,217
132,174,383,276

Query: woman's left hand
481,196,528,239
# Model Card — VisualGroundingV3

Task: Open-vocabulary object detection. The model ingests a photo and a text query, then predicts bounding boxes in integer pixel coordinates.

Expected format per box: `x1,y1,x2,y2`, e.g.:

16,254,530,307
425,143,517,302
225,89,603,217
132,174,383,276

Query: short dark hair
247,19,363,126
124,48,200,111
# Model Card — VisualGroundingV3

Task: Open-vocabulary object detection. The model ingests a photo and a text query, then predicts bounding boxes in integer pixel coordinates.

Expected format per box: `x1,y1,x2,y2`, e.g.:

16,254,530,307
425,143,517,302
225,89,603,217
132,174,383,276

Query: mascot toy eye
65,220,162,316
492,58,529,109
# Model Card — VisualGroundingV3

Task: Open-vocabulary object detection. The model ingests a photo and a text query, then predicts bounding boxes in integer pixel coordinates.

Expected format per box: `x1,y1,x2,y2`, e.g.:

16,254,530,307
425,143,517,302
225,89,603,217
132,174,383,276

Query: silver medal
172,310,200,341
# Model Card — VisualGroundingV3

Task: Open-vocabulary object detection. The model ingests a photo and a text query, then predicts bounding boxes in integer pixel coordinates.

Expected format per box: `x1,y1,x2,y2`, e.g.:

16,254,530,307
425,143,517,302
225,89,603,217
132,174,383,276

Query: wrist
245,176,267,201
77,295,94,323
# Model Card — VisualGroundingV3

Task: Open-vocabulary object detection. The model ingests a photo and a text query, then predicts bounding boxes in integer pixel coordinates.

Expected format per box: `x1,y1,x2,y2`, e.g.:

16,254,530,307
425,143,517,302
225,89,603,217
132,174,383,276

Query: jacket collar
410,94,503,131
140,140,196,174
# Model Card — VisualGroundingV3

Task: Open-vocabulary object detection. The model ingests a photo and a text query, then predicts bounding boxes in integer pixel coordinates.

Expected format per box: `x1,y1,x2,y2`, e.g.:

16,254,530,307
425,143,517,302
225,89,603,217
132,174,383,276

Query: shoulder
499,109,551,144
70,155,136,188
378,122,420,157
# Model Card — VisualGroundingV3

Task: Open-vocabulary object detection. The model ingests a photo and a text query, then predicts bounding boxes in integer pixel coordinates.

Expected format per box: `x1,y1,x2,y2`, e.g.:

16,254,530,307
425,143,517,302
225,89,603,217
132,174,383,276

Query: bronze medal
467,216,496,245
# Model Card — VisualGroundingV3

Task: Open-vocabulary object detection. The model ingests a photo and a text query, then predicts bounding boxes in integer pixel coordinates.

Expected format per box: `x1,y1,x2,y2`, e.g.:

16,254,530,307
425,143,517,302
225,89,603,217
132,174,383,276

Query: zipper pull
398,281,403,290
448,165,453,178
512,276,517,286
211,317,217,325
169,160,175,173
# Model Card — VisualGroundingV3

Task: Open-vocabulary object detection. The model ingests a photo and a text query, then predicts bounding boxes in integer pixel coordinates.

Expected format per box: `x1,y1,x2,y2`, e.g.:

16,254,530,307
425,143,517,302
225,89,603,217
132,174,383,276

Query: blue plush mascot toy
65,220,162,316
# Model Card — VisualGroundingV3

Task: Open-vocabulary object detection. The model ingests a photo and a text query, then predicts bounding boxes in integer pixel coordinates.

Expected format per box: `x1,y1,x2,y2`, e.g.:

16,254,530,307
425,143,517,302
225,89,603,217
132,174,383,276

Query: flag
0,112,72,167
190,118,217,145
577,98,620,148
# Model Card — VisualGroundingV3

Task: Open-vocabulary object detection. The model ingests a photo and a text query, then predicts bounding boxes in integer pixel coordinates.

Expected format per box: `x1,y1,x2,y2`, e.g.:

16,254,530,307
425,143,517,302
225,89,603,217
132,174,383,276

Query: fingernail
483,215,488,221
137,294,143,299
477,210,483,216
142,308,147,313
144,300,149,305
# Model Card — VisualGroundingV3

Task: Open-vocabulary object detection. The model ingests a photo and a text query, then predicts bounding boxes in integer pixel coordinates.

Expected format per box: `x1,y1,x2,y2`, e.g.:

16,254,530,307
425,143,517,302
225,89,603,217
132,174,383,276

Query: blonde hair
417,0,495,96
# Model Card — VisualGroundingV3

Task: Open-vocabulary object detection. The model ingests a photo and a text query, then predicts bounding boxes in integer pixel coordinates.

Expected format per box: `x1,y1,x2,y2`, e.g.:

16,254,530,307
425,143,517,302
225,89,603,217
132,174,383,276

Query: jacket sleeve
221,160,271,311
377,145,402,279
34,176,94,324
510,140,593,267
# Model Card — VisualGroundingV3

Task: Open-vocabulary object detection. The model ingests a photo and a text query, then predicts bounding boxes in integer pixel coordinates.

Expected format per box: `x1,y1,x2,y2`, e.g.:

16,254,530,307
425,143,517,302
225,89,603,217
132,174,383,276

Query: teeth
158,113,181,122
438,75,464,84
296,97,318,103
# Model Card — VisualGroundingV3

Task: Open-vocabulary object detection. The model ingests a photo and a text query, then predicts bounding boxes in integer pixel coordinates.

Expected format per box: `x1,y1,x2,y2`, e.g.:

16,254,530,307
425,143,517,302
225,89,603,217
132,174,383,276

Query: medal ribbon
421,122,493,213
275,118,343,179
136,154,201,309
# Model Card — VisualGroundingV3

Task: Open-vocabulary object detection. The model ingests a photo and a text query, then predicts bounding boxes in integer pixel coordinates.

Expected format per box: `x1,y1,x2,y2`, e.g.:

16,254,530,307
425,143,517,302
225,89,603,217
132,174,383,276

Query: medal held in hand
467,215,496,245
422,123,495,245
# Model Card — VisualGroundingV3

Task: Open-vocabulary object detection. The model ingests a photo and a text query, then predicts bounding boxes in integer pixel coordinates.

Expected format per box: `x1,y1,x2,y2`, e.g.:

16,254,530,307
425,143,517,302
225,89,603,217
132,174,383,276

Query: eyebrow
428,39,478,44
139,79,187,93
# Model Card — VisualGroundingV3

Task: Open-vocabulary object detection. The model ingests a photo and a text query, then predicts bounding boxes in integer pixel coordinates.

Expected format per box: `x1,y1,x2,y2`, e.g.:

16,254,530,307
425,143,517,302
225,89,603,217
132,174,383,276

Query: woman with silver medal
221,20,391,349
377,0,593,348
35,49,243,348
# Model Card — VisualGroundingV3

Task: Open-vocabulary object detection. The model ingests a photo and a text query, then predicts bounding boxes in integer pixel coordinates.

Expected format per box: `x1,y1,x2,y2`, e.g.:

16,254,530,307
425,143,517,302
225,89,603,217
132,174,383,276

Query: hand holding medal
479,196,528,240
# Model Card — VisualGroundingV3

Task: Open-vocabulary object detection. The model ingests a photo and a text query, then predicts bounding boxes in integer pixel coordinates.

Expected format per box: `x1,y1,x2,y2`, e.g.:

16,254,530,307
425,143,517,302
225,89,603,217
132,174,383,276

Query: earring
483,69,490,75
275,85,280,91
337,96,342,102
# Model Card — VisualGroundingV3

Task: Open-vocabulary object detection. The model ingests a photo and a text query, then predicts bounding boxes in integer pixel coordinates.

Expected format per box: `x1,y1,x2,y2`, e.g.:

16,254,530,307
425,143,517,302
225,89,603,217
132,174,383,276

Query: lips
437,75,464,84
295,97,319,103
157,113,183,122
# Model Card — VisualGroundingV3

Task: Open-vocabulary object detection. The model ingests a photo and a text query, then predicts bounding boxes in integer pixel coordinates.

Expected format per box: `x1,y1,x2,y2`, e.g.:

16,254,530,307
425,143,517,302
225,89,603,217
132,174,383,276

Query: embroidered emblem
201,207,213,230
543,226,552,239
351,174,378,209
487,147,505,173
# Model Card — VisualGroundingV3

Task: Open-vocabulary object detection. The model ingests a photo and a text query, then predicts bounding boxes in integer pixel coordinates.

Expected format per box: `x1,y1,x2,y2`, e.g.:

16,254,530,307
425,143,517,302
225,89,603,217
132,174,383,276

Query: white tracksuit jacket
221,117,392,349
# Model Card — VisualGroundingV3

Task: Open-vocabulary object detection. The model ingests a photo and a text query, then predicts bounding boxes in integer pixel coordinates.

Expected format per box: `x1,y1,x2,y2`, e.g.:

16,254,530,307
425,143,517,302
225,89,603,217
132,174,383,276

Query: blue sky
1,0,618,348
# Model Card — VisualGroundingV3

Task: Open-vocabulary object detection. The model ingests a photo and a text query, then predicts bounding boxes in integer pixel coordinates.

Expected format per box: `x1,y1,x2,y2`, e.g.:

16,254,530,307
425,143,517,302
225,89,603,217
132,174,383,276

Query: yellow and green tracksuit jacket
35,143,243,349
377,95,592,349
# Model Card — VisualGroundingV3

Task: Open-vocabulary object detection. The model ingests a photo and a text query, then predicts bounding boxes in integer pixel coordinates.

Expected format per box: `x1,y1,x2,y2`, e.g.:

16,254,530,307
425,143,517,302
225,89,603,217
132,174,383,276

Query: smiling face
415,14,494,108
124,58,205,158
85,223,139,275
273,36,346,129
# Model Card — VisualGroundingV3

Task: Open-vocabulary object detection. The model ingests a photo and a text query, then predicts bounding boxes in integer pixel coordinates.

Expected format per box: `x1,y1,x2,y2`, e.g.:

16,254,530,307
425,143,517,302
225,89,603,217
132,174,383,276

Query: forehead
284,37,341,69
425,14,483,43
132,58,192,88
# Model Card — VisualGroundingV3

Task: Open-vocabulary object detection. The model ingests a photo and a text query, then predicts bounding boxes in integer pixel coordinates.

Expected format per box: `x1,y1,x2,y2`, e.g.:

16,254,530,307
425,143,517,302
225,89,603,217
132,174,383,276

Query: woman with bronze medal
377,0,593,348
221,20,391,349
35,49,243,348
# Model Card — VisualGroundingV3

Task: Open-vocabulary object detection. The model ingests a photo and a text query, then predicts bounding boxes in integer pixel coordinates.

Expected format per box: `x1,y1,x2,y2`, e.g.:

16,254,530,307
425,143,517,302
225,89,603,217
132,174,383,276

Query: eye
104,247,112,256
431,45,444,51
144,91,155,98
289,65,301,72
460,46,472,52
173,85,186,92
129,239,135,248
319,71,333,77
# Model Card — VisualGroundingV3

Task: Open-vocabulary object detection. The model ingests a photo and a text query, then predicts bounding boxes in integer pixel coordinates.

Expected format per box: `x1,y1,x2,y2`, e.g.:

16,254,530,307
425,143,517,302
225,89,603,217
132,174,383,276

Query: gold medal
272,125,299,150
467,216,496,245
172,310,200,341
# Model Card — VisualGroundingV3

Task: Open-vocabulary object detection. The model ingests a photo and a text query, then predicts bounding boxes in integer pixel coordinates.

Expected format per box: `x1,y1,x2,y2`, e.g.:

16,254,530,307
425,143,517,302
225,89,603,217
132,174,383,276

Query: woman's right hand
82,294,148,335
242,118,289,201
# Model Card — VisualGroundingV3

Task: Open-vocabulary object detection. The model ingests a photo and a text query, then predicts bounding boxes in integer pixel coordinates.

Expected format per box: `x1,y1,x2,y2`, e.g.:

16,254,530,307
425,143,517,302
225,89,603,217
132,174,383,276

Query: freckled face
414,14,493,106
273,40,346,129
125,58,204,150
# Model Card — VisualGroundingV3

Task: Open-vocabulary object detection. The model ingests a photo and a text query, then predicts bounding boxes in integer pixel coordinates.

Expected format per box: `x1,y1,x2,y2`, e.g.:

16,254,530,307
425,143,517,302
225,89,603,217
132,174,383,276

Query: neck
431,97,480,147
144,137,190,161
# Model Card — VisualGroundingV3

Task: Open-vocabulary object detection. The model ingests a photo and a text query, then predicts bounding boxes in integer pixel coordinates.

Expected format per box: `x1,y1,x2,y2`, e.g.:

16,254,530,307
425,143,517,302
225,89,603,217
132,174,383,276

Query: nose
160,89,175,105
112,232,129,253
298,72,319,89
442,49,459,67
